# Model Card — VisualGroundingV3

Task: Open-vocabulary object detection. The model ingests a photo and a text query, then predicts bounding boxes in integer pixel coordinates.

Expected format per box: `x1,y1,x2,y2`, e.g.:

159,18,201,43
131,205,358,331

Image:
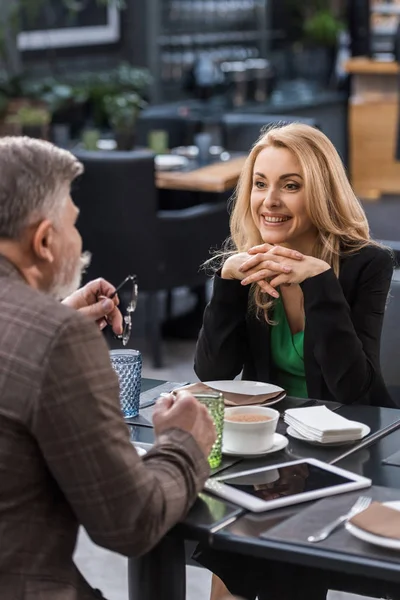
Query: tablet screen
218,462,353,502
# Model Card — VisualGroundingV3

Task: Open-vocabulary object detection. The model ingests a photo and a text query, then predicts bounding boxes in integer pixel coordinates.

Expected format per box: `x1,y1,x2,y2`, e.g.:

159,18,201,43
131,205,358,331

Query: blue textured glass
109,349,142,418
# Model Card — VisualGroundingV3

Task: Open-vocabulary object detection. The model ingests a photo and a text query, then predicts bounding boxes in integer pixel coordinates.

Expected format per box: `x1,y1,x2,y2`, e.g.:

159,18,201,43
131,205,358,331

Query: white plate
155,154,189,171
97,139,117,151
286,423,371,446
204,380,284,397
345,501,400,550
171,145,199,158
222,433,288,458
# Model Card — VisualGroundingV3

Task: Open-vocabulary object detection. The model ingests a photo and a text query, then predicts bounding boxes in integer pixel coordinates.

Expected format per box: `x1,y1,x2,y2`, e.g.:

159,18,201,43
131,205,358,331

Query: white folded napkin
284,406,364,443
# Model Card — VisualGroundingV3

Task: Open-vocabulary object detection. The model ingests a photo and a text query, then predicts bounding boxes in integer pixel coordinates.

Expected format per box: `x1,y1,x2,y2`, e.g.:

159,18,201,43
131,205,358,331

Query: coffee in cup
225,413,272,423
223,406,279,454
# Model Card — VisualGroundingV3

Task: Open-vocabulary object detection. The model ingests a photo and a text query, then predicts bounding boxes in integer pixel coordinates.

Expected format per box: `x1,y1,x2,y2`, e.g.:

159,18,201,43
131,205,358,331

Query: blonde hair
220,123,374,317
0,136,83,239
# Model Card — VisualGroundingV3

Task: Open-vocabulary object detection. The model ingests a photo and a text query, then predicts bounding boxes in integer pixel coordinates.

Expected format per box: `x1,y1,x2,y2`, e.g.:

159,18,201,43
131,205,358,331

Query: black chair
378,239,400,267
381,270,400,406
72,149,229,368
220,113,319,153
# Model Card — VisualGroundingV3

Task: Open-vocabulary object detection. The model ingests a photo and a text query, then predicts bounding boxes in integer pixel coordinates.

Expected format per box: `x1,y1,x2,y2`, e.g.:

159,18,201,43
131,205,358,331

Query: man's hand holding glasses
62,278,123,335
62,275,138,346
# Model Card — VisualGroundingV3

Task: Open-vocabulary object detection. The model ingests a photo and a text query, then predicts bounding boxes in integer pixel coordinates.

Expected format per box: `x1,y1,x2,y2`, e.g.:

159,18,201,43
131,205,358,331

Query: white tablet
204,458,372,512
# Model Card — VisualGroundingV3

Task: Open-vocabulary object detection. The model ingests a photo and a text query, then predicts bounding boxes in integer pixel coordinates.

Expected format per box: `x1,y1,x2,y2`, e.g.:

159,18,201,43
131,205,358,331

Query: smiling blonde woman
195,122,394,408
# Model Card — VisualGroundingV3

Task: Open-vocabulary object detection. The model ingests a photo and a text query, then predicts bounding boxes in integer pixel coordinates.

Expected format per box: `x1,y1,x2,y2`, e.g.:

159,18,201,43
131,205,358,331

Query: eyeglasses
109,274,138,346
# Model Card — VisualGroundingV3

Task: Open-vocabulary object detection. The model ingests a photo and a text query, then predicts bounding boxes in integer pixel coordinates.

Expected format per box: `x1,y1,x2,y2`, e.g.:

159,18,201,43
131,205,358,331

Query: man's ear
31,219,55,263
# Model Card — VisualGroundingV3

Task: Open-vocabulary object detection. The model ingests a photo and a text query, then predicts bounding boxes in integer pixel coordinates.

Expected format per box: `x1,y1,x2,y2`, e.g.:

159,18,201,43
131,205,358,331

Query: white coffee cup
223,406,279,454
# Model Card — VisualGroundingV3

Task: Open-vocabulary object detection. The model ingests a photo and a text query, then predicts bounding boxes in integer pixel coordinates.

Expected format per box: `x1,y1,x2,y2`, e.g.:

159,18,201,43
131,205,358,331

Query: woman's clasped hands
221,244,330,298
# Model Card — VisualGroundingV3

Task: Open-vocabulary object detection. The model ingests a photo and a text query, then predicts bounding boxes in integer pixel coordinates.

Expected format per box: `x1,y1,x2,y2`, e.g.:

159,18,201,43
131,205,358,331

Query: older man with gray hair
0,136,215,599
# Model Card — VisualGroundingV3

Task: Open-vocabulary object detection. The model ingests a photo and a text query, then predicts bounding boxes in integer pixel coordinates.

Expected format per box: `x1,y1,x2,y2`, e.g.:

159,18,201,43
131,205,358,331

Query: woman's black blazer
194,245,395,407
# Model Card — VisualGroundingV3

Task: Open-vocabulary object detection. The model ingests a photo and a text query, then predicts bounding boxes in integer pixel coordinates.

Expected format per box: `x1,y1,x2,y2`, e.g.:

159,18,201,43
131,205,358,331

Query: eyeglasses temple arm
109,275,137,300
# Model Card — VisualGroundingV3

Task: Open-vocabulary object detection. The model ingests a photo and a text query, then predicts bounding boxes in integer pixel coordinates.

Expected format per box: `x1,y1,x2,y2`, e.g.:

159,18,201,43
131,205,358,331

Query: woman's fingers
269,273,291,288
239,252,268,272
256,280,280,298
246,243,273,255
240,255,292,274
241,262,292,285
248,244,304,260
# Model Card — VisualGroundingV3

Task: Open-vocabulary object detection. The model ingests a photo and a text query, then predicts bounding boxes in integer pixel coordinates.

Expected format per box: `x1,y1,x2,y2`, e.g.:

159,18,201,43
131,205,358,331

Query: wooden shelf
344,57,400,74
349,101,400,199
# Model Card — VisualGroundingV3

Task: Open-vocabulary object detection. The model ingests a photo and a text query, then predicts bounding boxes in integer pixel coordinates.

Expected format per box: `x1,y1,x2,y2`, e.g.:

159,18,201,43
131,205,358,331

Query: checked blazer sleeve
30,312,209,557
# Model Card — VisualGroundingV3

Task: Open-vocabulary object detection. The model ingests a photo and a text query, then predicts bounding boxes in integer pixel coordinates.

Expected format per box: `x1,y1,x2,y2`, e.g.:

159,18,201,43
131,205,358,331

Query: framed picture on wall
17,0,120,50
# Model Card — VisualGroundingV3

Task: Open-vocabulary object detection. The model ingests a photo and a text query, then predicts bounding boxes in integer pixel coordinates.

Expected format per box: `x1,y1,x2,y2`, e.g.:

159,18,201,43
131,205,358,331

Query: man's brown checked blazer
0,255,209,599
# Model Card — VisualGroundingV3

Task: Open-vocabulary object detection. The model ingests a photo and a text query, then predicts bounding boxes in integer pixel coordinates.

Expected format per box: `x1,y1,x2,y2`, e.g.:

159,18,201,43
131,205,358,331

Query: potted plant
300,5,343,86
303,9,343,48
284,0,343,87
103,92,146,151
36,78,89,140
5,104,51,139
75,63,152,130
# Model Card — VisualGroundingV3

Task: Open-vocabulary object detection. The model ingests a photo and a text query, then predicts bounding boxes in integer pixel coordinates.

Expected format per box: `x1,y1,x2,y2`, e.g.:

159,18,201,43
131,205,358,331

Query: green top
270,297,308,398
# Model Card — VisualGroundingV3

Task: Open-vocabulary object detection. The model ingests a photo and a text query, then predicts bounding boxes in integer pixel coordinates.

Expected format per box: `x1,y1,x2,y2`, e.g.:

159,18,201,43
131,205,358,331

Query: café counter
345,57,400,200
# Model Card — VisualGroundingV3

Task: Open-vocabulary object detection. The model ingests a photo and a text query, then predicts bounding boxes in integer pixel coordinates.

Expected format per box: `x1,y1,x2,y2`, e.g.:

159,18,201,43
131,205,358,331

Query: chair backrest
221,113,319,153
72,149,160,289
381,270,400,405
377,239,400,267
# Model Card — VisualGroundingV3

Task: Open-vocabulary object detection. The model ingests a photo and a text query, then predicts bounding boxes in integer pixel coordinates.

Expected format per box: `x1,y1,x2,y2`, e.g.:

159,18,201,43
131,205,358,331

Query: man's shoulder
0,278,89,342
0,280,101,421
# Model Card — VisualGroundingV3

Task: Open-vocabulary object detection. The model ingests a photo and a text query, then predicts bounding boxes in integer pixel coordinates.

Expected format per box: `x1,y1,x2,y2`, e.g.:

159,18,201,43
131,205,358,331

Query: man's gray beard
51,251,92,301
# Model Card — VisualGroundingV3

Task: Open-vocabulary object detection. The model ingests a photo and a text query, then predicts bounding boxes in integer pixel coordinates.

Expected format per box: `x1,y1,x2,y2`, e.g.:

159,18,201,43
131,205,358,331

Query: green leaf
303,10,343,46
103,91,146,131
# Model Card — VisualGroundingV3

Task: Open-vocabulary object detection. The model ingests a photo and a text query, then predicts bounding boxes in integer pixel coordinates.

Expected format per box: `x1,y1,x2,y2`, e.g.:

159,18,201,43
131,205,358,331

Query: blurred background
0,0,399,372
3,2,400,598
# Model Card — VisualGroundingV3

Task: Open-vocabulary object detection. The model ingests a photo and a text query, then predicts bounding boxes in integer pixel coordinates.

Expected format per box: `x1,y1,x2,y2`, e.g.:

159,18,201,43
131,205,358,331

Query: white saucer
155,154,189,171
132,442,153,456
222,433,288,458
204,380,284,397
134,446,147,456
286,423,371,446
345,501,400,550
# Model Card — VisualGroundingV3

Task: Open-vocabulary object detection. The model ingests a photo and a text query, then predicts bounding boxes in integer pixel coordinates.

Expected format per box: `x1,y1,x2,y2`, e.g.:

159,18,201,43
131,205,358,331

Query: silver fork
307,495,372,543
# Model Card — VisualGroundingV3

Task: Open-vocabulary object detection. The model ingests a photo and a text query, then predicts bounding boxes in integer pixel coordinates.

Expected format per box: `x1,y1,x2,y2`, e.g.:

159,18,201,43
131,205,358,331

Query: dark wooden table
155,155,246,193
127,379,400,600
